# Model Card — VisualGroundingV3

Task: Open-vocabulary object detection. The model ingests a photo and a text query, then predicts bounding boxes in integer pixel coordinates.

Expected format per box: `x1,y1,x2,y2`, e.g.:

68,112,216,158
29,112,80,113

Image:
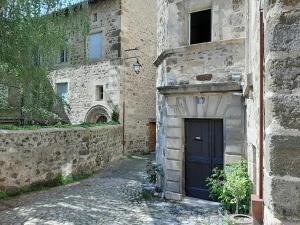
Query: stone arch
84,105,111,124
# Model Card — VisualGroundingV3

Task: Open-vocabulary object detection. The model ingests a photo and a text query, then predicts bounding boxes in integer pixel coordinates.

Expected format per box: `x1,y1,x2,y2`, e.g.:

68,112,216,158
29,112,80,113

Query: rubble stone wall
0,125,123,191
157,0,246,55
121,0,157,153
157,39,245,87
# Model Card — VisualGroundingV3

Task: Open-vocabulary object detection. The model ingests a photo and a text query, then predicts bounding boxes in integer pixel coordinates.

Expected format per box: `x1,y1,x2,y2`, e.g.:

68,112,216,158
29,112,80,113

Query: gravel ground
0,155,224,225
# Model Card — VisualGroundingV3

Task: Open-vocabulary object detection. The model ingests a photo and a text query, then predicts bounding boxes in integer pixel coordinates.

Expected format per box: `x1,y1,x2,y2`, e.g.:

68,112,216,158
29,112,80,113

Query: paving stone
0,155,222,225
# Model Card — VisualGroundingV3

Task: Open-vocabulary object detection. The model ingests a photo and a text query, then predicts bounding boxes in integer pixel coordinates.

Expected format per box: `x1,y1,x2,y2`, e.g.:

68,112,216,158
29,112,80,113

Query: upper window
56,83,69,103
190,9,212,44
88,32,104,61
92,13,98,22
60,49,68,63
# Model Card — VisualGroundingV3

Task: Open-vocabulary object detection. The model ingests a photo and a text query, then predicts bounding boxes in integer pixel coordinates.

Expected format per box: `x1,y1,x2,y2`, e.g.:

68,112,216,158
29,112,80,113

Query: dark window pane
190,9,211,44
96,85,104,100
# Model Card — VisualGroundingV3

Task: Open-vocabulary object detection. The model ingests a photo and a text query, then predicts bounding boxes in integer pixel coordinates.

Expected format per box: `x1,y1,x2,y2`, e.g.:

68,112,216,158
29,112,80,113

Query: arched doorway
85,105,110,124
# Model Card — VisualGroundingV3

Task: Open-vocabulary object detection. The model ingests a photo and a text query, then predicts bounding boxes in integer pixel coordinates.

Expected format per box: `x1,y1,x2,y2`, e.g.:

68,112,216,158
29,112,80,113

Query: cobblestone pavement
0,155,224,225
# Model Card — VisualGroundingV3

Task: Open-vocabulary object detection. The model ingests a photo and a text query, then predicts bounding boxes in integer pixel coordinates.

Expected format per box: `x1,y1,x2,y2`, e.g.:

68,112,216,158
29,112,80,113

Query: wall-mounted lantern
133,59,142,74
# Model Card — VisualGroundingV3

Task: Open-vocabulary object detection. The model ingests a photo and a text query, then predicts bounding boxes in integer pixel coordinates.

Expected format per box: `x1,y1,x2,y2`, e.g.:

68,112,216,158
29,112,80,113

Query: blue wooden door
185,119,224,200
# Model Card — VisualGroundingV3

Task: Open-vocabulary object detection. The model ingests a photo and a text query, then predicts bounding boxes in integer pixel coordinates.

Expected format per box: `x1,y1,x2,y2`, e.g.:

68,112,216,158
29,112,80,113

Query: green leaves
0,0,89,125
146,160,164,184
206,160,252,214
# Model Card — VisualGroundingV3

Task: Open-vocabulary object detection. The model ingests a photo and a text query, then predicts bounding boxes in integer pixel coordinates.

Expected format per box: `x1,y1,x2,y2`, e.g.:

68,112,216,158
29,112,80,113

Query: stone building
155,0,246,200
50,0,157,153
155,0,300,224
246,0,300,224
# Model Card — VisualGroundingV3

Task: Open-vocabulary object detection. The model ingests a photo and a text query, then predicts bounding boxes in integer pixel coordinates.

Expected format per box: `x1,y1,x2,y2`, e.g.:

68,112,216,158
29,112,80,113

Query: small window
92,13,97,22
96,85,104,101
35,50,43,66
190,9,211,44
60,49,68,63
56,83,69,103
88,32,104,61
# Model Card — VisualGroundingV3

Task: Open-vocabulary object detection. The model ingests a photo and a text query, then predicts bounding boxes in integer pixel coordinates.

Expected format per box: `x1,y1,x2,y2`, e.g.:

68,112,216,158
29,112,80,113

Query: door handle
194,136,203,141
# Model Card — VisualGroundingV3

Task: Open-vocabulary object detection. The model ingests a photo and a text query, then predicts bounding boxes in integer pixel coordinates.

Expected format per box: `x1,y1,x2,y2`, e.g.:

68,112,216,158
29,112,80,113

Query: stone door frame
160,83,245,200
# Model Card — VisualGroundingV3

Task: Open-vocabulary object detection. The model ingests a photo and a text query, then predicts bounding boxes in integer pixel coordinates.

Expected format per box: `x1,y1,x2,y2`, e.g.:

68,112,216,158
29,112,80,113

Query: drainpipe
251,5,265,225
259,7,264,202
122,57,126,156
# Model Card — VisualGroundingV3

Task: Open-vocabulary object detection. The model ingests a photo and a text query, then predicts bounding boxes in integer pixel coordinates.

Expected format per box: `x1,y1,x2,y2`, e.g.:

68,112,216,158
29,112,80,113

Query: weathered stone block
225,144,243,155
225,154,242,164
166,169,181,182
166,159,181,171
166,127,181,138
269,95,300,130
166,105,176,116
167,117,181,127
165,191,182,200
264,174,300,219
266,134,300,177
166,138,181,149
225,129,244,143
166,149,182,160
166,181,180,193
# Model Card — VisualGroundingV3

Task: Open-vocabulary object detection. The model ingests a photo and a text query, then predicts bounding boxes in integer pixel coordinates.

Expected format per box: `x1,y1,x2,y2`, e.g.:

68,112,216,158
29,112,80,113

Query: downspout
259,6,264,201
120,0,125,156
251,5,265,225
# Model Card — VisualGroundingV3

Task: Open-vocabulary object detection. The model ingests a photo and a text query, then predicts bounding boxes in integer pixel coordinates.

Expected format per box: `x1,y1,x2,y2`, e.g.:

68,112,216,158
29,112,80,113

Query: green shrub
206,160,252,214
111,105,120,123
146,160,163,184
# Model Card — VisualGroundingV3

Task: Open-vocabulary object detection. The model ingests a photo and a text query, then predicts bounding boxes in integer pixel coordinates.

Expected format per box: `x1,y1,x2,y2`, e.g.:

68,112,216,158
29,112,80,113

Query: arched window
85,105,110,124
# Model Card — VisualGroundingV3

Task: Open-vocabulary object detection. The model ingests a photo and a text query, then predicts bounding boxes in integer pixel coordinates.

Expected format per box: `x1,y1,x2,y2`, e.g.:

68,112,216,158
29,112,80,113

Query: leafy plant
0,0,89,124
206,160,252,214
111,105,120,123
146,160,163,184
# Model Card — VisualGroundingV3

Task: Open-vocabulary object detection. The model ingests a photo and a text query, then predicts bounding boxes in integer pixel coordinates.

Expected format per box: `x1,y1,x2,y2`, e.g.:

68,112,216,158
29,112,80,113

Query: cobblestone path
0,155,223,225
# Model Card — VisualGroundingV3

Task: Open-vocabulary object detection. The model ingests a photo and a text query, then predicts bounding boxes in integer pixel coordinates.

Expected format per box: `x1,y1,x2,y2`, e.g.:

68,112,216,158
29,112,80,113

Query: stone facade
156,0,300,224
264,2,300,222
120,0,157,153
155,0,246,200
50,0,122,125
0,125,123,191
245,0,300,224
50,0,157,154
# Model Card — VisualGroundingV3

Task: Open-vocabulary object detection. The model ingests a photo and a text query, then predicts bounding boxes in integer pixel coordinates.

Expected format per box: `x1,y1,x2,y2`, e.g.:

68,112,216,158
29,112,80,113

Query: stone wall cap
154,38,246,67
0,124,122,134
157,82,242,95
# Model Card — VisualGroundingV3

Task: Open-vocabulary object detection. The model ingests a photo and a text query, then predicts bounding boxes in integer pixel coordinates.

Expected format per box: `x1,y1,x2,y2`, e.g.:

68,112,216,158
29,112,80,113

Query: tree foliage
0,0,89,124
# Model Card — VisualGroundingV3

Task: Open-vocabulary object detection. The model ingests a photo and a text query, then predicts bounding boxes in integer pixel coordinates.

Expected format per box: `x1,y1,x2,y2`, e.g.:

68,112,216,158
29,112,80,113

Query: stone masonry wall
121,0,157,153
49,62,121,124
263,0,300,224
157,39,245,87
244,0,261,196
0,125,123,191
49,0,122,124
157,0,246,55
